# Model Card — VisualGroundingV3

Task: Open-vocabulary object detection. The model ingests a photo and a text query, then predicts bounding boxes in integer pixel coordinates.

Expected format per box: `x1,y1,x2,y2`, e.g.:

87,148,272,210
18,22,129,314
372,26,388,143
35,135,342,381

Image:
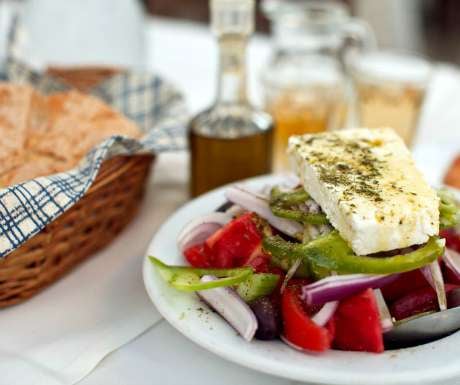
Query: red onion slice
280,335,324,354
374,289,393,332
420,265,433,288
225,204,245,217
421,261,447,311
177,213,232,252
280,335,310,353
280,258,301,293
197,275,258,341
301,273,399,306
311,301,338,327
225,186,303,238
443,248,460,281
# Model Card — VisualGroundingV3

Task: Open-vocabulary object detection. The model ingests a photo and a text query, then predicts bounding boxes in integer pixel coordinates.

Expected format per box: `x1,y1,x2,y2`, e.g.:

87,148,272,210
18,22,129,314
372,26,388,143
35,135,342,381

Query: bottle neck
215,34,248,105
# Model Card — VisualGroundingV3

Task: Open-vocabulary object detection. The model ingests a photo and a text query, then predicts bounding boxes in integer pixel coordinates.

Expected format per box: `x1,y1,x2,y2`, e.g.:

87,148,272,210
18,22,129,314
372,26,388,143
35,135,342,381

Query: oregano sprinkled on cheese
296,133,388,203
287,128,440,255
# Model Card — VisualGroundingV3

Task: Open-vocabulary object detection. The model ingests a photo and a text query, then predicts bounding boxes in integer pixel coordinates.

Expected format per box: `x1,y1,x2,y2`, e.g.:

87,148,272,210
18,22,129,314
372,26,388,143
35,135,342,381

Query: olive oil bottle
189,0,273,197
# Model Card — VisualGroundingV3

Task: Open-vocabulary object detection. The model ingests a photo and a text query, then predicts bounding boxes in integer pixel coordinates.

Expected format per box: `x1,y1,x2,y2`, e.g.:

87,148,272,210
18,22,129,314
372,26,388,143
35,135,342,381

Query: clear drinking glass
261,0,376,172
350,51,432,146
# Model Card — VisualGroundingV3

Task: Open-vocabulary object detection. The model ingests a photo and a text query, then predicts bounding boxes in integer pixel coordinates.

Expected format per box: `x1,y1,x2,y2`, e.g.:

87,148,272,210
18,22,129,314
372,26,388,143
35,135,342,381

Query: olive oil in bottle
189,0,273,197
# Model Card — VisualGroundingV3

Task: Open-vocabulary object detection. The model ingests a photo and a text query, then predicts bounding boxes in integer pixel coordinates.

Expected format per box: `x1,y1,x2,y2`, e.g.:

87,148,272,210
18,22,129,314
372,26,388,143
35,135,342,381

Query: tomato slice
183,244,211,268
333,289,384,353
441,229,460,254
281,283,333,352
442,261,460,285
390,284,459,321
205,212,263,268
380,269,429,303
243,244,271,273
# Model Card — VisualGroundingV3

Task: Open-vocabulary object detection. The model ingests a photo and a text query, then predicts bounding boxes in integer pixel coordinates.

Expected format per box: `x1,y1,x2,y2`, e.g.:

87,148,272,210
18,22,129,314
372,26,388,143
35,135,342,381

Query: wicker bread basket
0,68,154,307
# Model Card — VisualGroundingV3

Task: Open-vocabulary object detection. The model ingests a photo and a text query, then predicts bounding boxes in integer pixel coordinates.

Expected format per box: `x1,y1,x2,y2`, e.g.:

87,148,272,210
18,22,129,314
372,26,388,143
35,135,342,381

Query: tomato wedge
442,261,460,285
333,289,384,353
205,212,264,268
441,229,460,254
390,284,459,321
281,283,333,352
184,244,211,268
380,269,429,303
244,244,271,273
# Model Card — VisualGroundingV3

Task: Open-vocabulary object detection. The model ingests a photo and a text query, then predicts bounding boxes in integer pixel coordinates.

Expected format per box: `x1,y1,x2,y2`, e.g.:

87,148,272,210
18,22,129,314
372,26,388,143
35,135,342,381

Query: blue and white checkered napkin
0,56,188,258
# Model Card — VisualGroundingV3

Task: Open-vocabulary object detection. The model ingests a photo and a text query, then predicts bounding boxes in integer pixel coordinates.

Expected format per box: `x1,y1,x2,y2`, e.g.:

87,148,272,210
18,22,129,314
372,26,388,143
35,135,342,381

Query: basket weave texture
0,69,154,307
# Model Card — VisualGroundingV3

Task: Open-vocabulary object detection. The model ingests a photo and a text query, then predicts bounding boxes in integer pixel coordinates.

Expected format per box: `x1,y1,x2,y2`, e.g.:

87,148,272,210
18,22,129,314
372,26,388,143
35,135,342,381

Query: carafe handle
340,19,377,128
342,18,377,53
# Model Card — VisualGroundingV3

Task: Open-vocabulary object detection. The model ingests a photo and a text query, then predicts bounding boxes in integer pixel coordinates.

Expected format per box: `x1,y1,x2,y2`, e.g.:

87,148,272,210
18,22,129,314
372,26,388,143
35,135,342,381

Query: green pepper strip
236,273,280,302
438,189,460,229
263,237,311,277
270,186,310,205
269,187,329,225
149,257,253,292
270,205,330,225
263,231,445,276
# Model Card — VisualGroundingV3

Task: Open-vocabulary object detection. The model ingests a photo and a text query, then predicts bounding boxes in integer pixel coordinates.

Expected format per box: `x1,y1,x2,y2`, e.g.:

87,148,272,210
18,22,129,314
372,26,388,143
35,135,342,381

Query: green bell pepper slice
438,189,460,229
269,187,329,225
270,186,310,205
263,231,445,276
263,237,311,277
270,205,330,225
149,257,253,291
236,273,280,302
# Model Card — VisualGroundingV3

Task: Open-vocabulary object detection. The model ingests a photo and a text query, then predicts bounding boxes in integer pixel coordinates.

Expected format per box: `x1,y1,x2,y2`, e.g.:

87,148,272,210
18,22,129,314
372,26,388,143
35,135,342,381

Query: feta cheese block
288,128,439,255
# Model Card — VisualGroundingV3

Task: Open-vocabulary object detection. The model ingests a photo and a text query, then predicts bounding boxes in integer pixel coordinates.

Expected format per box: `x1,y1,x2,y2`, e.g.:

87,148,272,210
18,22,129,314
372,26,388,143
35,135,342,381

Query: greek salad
150,129,460,353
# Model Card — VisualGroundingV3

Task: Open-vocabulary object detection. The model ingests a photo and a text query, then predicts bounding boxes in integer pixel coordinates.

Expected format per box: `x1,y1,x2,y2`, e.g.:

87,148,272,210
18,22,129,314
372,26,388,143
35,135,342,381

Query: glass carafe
261,0,376,172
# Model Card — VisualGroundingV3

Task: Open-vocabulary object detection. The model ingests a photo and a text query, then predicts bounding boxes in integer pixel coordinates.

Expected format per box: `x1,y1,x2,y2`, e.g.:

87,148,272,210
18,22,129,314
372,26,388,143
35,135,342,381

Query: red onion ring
225,186,303,238
280,335,324,354
421,260,447,310
177,212,232,252
301,273,399,305
443,248,460,281
197,275,258,341
311,301,338,327
374,289,393,332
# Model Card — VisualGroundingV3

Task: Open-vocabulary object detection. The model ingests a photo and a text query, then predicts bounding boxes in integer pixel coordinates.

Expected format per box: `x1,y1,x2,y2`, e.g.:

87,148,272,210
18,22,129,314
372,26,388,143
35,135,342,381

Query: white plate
143,175,460,385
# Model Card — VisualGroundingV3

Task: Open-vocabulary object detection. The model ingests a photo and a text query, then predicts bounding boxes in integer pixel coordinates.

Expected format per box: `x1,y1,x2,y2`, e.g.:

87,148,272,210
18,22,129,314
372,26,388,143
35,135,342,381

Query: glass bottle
189,0,273,197
261,0,376,172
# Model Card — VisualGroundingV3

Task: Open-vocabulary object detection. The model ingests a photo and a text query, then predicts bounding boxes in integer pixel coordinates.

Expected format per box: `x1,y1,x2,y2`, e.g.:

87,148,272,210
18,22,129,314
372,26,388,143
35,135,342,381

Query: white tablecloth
1,14,460,385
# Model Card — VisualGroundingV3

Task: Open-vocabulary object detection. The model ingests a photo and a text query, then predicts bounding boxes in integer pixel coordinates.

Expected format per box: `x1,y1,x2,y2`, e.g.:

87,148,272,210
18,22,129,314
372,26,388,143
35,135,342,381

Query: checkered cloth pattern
0,24,188,258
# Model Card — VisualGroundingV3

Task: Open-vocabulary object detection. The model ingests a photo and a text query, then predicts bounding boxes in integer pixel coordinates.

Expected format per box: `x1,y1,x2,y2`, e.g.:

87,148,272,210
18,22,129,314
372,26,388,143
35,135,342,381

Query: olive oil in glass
189,0,273,197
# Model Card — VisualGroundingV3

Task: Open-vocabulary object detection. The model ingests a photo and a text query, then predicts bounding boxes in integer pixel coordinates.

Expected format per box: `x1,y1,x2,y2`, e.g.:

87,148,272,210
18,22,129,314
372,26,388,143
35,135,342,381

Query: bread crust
0,84,142,186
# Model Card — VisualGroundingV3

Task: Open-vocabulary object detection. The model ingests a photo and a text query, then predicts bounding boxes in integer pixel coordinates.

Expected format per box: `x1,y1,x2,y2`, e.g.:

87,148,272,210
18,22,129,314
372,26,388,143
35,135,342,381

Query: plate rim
143,174,460,385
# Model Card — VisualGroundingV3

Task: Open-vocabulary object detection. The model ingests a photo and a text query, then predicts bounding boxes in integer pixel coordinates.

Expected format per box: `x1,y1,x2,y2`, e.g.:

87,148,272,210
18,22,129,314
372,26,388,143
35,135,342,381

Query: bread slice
0,84,142,187
0,153,73,187
27,91,141,163
0,83,36,174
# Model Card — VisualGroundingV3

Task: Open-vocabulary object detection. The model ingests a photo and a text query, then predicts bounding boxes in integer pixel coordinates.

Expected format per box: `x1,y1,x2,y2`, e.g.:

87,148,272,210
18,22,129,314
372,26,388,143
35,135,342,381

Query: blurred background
2,0,460,67
0,0,459,188
147,0,460,64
